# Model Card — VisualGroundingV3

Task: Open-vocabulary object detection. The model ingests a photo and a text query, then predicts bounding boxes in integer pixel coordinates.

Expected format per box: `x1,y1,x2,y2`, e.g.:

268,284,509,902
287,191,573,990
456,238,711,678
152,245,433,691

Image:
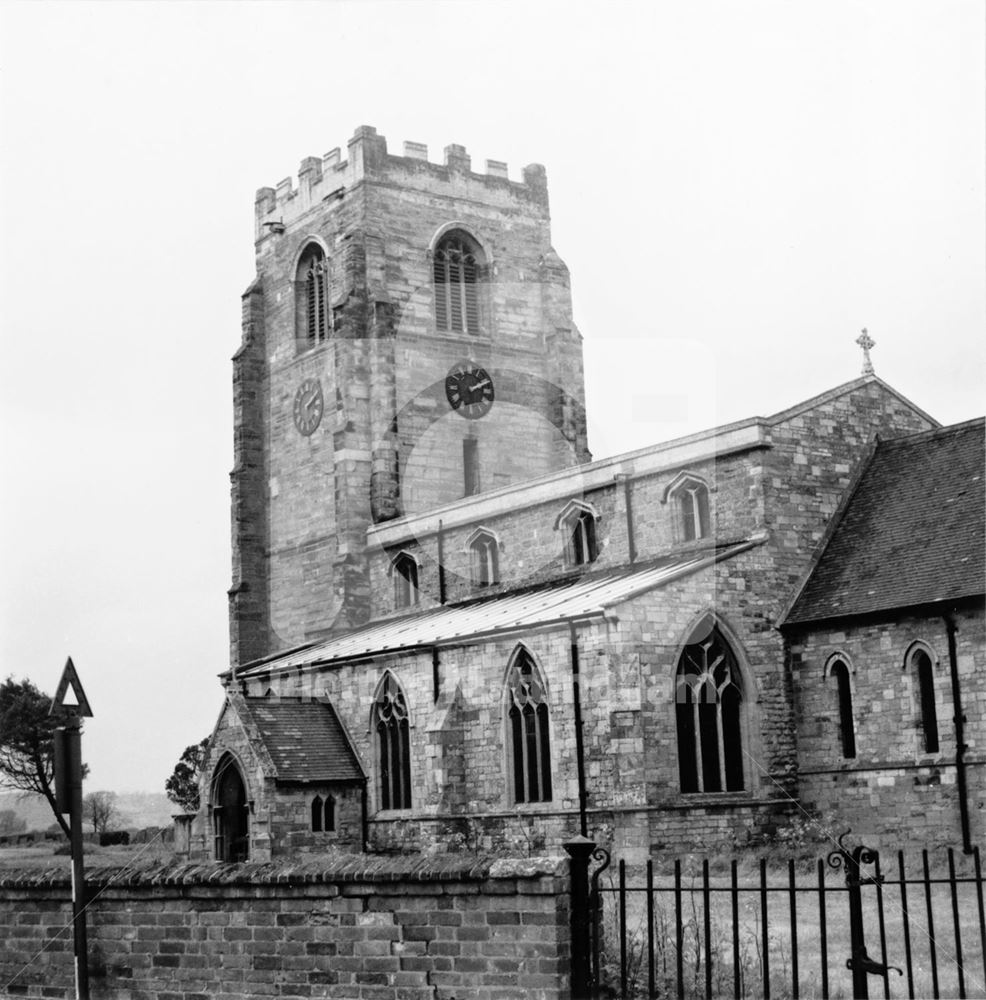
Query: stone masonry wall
365,445,767,617
0,855,570,1000
230,548,797,862
233,126,589,660
789,602,985,849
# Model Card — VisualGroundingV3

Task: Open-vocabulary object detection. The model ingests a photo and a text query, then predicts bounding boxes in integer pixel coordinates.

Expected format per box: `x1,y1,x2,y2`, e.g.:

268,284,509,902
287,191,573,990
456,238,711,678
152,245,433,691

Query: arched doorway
212,755,249,861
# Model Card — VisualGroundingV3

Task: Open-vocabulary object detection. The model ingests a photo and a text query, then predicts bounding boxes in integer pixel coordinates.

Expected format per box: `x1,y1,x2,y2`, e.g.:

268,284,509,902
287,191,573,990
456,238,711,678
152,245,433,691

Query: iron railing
591,845,985,1000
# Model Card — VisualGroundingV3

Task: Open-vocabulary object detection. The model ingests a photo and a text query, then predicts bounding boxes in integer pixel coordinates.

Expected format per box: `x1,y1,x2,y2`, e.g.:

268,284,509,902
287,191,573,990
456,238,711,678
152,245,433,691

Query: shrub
99,830,129,846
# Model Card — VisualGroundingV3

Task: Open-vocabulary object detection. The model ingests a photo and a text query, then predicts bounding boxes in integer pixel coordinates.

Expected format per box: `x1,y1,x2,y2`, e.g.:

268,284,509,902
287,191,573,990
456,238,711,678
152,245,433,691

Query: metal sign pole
50,658,93,1000
66,719,89,1000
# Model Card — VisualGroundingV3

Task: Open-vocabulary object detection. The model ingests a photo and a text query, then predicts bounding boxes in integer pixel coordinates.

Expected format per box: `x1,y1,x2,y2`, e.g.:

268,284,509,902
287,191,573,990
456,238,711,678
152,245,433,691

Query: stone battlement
255,124,548,238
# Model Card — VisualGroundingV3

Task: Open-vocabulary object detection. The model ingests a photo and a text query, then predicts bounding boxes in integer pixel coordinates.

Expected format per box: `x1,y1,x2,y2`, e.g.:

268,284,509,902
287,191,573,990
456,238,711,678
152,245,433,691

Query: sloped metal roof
239,542,756,679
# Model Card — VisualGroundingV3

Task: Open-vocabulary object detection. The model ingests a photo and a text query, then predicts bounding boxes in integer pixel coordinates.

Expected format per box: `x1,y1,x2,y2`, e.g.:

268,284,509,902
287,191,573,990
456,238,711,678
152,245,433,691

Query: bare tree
83,790,119,837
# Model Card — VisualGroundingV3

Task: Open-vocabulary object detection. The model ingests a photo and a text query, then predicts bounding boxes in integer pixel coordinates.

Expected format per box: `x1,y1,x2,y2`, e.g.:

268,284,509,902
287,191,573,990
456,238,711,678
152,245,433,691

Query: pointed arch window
392,553,419,610
505,648,552,804
434,231,481,334
556,501,599,567
311,794,335,832
675,621,745,793
828,658,856,759
374,673,412,810
907,645,940,753
667,475,711,543
469,529,499,587
296,242,330,350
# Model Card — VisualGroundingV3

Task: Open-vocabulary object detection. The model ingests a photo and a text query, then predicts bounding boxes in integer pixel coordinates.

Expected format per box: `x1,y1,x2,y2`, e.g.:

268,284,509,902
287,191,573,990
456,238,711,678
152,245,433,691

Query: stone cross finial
856,328,876,375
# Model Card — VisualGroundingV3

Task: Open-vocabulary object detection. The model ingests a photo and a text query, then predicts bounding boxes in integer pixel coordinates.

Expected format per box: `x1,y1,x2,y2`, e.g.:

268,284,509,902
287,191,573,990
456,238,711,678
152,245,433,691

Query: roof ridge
875,415,984,451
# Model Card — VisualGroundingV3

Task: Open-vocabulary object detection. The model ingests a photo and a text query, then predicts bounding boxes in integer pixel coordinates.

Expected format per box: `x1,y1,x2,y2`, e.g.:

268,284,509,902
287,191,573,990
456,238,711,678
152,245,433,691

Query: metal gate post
564,834,596,999
828,832,902,999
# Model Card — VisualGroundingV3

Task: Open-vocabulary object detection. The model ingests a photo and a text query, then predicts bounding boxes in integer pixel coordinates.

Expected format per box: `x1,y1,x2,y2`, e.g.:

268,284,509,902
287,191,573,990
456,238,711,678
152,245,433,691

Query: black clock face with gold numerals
444,363,495,420
293,378,324,436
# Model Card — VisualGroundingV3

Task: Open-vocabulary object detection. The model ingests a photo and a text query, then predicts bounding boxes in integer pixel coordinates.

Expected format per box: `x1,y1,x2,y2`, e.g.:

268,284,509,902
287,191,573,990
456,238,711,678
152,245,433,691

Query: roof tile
786,419,985,625
242,698,364,783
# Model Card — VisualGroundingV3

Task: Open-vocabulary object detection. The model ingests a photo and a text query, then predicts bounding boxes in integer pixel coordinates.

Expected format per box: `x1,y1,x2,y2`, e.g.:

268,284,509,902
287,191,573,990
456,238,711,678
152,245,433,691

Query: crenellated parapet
254,125,548,240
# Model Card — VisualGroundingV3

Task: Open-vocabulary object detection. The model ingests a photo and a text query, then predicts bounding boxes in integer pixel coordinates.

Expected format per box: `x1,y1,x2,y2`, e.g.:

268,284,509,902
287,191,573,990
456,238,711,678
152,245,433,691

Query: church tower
229,126,589,667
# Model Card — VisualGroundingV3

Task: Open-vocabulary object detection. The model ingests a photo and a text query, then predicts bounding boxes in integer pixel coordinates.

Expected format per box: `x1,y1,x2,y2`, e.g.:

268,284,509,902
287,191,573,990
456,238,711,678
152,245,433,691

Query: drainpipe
944,612,972,854
432,647,441,703
569,620,589,837
619,474,637,564
360,780,369,852
437,519,447,605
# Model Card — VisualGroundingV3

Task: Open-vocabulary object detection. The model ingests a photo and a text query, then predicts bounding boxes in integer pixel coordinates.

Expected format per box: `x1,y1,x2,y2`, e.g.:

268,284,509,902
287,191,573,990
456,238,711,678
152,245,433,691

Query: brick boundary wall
0,854,571,1000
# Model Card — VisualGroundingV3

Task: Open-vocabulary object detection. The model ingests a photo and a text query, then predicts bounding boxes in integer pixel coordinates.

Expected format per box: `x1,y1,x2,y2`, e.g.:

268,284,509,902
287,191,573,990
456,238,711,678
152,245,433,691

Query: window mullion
716,703,727,790
692,700,703,793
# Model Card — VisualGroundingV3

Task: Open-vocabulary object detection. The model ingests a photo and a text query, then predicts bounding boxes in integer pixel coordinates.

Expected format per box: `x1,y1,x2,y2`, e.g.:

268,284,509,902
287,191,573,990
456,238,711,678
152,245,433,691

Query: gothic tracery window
669,476,711,542
557,502,598,567
674,621,745,794
433,232,481,334
374,673,412,810
469,529,499,587
505,648,552,804
296,242,330,350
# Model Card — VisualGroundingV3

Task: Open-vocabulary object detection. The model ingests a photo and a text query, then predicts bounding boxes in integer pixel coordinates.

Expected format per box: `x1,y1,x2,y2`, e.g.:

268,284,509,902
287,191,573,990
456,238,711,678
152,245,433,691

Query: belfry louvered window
675,622,745,793
505,648,552,804
434,233,480,334
374,673,412,810
296,243,330,350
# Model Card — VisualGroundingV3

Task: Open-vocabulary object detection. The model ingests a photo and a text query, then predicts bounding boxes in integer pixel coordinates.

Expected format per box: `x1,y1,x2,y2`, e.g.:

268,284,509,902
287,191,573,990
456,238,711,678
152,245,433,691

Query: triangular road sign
50,657,93,718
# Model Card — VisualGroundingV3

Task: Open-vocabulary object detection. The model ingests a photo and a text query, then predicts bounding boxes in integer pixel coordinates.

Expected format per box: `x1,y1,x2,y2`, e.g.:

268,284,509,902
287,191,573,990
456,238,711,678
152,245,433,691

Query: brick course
0,856,570,1000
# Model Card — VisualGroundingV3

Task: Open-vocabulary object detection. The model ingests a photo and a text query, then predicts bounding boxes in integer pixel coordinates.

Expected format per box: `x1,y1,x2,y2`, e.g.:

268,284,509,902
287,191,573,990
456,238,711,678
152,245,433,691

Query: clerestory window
675,620,745,793
374,673,412,811
469,529,499,587
556,502,599,567
433,232,482,334
668,476,711,543
392,552,419,610
505,648,552,804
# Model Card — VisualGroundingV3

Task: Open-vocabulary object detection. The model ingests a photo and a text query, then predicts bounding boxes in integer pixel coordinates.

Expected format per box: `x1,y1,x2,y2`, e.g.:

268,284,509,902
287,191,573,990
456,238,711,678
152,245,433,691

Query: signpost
50,657,93,1000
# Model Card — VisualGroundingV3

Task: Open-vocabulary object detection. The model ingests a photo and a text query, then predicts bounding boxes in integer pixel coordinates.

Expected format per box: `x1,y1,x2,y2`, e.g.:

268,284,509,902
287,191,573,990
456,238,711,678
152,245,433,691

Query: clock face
293,378,324,436
445,363,495,420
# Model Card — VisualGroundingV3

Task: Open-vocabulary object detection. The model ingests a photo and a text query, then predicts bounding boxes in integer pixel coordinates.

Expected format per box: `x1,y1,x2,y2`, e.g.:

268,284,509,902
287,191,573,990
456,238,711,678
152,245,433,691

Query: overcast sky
1,1,983,795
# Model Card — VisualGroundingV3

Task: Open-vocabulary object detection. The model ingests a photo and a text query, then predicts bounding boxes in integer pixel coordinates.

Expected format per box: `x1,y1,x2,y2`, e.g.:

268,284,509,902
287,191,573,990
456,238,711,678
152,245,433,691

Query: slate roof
239,541,758,679
785,418,985,626
242,697,364,784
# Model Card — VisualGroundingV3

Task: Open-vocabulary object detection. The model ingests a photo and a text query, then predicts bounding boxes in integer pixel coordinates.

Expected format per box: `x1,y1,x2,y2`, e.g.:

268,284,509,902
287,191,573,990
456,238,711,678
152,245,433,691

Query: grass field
0,839,175,872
